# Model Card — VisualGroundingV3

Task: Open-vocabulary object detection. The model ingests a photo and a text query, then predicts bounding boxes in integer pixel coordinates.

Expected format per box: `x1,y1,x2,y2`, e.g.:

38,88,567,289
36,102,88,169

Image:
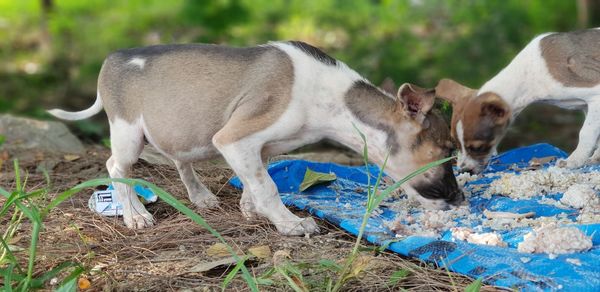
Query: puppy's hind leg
107,118,154,229
174,161,219,208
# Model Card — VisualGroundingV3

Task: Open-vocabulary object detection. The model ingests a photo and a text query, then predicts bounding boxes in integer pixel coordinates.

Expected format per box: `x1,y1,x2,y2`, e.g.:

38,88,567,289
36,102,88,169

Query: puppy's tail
47,93,103,121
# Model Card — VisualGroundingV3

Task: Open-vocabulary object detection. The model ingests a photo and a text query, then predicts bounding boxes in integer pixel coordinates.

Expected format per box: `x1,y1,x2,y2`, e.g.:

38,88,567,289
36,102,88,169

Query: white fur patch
128,57,146,69
456,120,479,170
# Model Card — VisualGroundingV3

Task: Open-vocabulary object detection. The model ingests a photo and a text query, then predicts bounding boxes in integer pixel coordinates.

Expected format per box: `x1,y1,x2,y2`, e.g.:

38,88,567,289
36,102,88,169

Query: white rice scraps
456,172,479,189
560,184,600,224
383,204,478,239
482,212,573,231
484,166,600,199
517,223,593,258
450,227,507,247
560,184,600,209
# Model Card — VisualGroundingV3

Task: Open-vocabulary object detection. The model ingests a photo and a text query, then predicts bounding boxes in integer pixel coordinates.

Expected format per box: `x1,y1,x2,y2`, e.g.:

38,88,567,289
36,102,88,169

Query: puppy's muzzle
413,162,464,207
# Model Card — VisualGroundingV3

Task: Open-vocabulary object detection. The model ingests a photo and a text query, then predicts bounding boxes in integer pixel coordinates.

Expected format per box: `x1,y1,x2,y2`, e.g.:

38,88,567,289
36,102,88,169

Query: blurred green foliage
0,0,590,143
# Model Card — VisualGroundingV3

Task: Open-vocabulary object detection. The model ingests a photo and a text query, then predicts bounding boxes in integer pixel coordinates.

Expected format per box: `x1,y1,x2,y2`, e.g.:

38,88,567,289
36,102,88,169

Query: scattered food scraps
560,184,600,209
566,258,582,266
483,210,535,220
517,223,592,256
484,166,600,198
450,227,507,247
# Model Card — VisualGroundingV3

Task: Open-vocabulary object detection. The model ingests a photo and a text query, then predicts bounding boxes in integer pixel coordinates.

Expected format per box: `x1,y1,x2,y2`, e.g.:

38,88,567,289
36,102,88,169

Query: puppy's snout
459,166,476,175
445,190,465,206
459,163,484,175
414,162,463,203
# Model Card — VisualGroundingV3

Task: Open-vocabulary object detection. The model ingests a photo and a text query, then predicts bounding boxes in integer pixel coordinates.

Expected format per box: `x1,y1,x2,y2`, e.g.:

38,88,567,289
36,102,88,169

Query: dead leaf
90,263,108,275
78,277,91,290
349,254,372,278
64,154,81,162
272,249,291,267
6,244,25,252
8,234,22,245
248,245,271,259
188,256,238,273
299,168,336,191
35,151,44,161
206,242,241,258
528,156,557,169
0,150,8,172
291,275,309,292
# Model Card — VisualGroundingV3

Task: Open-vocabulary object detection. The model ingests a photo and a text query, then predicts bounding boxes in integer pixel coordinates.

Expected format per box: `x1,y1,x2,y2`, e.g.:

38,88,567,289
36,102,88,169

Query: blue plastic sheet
230,143,600,291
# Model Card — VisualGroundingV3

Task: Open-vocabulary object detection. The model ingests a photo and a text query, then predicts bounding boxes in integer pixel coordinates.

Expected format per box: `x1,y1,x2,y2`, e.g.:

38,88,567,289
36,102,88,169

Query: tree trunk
39,0,53,57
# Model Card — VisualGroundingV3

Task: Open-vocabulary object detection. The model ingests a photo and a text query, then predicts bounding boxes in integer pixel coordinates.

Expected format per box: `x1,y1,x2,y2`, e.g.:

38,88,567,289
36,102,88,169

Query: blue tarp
230,143,600,291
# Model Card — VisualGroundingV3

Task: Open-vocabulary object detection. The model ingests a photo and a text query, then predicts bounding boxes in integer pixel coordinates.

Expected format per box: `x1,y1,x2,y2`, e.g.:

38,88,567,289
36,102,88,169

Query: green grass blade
41,187,90,218
275,266,307,292
55,266,84,292
30,262,79,288
352,123,372,195
221,255,249,291
47,177,259,292
1,190,48,217
23,220,41,290
369,151,390,211
256,277,274,286
0,236,22,274
374,156,455,207
317,259,342,272
0,192,19,217
464,278,482,292
388,269,410,286
0,186,10,197
14,201,41,225
13,160,21,193
1,263,16,292
121,179,258,291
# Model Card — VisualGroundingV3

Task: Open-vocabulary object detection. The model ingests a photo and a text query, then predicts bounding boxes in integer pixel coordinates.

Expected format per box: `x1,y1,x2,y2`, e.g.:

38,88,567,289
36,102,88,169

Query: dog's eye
467,145,490,154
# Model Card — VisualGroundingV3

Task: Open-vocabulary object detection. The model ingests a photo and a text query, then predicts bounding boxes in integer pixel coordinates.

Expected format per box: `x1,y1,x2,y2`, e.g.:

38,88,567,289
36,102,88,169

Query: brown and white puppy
437,28,600,173
49,41,463,235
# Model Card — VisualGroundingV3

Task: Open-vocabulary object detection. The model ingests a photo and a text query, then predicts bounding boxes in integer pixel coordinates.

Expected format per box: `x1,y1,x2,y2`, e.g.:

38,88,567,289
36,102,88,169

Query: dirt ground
0,146,500,291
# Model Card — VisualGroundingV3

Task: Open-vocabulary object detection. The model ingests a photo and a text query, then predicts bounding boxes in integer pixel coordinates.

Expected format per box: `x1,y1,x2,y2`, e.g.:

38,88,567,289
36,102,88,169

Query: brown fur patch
435,79,510,157
344,80,403,154
541,29,600,88
412,110,453,163
98,44,294,155
379,77,397,95
458,93,510,158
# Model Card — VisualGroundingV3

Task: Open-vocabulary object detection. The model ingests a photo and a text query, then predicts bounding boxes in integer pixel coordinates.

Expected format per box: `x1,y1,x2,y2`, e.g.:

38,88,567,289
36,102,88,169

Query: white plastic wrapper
88,185,158,216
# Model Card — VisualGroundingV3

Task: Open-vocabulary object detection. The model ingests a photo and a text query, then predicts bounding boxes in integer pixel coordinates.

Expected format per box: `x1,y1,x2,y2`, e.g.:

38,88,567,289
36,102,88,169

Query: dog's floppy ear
479,92,511,125
379,77,397,96
397,83,435,124
435,78,476,105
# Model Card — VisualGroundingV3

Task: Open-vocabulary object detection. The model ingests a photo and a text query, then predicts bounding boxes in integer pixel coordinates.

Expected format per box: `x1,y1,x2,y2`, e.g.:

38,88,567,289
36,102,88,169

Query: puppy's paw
239,199,257,219
124,210,155,229
276,217,320,236
191,193,219,209
557,157,586,169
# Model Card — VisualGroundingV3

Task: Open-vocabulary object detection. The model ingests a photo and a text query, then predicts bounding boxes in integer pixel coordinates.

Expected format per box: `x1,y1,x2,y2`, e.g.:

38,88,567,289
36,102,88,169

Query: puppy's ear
397,83,435,124
435,78,476,105
479,92,511,124
379,77,397,95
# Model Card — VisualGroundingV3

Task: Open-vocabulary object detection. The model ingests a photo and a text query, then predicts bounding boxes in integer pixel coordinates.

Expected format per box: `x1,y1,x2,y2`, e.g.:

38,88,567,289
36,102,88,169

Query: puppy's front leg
213,138,319,235
106,156,155,229
560,102,600,168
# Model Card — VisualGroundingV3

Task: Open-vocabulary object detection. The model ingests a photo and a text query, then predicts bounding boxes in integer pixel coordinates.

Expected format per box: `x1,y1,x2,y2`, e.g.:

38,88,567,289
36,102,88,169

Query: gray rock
0,114,85,155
